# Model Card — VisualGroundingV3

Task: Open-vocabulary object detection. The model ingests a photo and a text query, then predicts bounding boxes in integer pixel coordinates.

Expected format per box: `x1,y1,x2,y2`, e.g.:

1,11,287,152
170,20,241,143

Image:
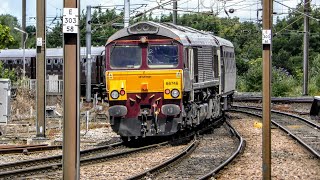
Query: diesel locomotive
106,21,236,139
105,22,236,138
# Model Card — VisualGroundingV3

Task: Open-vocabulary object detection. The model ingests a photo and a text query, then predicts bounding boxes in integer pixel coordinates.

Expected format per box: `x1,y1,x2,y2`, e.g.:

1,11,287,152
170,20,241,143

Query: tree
0,24,14,49
25,25,36,48
47,23,63,48
0,14,20,48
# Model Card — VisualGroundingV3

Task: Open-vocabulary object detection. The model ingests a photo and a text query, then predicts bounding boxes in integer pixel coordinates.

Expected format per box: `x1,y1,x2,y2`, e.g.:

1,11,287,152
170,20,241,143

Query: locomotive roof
212,36,234,47
0,46,105,58
106,21,227,47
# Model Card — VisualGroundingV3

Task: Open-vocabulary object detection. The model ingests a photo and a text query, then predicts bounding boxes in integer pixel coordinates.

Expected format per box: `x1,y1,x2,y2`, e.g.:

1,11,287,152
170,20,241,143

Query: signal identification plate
262,30,272,44
63,8,79,33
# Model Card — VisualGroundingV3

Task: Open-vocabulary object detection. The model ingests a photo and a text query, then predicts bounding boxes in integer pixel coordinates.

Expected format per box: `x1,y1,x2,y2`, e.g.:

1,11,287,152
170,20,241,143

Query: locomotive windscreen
110,45,141,69
147,44,178,68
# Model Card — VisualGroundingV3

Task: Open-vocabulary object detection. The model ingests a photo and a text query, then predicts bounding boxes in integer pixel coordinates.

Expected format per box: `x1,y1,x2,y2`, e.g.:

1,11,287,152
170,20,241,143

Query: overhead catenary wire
91,0,177,29
274,14,304,35
274,0,320,21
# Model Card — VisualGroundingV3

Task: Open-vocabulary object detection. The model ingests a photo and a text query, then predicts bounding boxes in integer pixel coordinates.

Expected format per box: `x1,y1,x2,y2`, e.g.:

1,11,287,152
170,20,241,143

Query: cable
274,0,320,21
274,15,304,35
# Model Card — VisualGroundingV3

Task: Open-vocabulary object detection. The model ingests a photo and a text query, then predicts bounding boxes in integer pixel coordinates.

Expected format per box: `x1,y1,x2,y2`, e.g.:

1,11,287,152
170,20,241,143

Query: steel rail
0,141,168,179
0,145,62,154
198,120,245,179
233,105,320,129
128,120,245,180
230,106,320,159
127,139,199,180
0,142,123,175
0,144,47,149
233,95,314,103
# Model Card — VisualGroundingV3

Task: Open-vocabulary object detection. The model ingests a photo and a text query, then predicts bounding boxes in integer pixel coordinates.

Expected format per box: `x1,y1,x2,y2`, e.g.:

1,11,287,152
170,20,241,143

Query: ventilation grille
197,46,214,82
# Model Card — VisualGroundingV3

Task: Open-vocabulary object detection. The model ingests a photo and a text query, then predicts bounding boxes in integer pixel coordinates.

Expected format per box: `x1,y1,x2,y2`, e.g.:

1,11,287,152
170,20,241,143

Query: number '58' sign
63,8,79,34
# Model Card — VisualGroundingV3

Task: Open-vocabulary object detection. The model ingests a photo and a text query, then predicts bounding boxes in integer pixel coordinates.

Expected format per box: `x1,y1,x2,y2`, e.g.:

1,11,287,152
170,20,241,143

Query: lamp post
14,27,28,79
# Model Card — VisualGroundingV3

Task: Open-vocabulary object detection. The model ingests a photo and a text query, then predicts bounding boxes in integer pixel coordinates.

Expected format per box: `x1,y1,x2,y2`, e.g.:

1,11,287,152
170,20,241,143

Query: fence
22,79,63,94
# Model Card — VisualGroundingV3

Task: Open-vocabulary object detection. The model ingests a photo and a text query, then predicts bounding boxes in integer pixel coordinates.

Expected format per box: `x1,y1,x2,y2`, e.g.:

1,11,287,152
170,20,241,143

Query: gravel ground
155,125,239,179
35,144,188,179
2,101,319,179
216,112,320,179
0,126,119,165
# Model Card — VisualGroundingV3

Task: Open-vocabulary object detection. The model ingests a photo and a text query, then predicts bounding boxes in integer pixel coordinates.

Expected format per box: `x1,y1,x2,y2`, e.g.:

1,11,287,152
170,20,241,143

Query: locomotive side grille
197,46,214,82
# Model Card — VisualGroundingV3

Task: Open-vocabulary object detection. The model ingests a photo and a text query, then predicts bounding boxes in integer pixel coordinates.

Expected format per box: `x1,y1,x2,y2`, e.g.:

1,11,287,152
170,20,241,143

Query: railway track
233,95,314,103
230,105,320,158
0,141,145,179
128,121,245,179
0,144,62,154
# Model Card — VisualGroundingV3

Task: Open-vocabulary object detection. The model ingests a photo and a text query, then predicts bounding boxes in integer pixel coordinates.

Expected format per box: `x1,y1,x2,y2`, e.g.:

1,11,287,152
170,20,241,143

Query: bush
271,68,297,97
309,54,320,95
0,62,18,82
236,58,299,97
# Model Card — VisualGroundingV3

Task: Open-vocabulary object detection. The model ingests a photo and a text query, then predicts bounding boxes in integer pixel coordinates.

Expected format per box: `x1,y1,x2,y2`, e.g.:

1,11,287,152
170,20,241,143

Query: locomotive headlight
110,90,120,99
140,36,148,43
171,89,180,98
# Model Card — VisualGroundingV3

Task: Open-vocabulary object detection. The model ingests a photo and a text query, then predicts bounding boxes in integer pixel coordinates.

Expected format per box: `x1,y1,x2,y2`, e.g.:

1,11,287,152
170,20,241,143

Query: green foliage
272,68,297,97
47,23,63,48
0,24,14,48
237,58,298,97
0,14,20,48
25,25,36,48
179,13,221,33
47,8,121,47
0,14,35,49
79,9,120,46
0,62,17,82
237,58,263,92
309,54,320,95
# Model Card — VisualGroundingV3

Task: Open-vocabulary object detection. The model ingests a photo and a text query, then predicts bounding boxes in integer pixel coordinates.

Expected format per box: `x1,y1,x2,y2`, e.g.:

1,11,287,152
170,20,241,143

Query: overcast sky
0,0,319,27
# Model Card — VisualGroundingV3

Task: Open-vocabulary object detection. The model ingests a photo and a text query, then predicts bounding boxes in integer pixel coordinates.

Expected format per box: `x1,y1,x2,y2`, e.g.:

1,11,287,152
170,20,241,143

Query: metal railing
22,79,63,94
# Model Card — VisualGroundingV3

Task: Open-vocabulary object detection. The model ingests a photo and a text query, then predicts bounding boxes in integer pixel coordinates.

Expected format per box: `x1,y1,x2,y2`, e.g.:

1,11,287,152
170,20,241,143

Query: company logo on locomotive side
138,75,151,78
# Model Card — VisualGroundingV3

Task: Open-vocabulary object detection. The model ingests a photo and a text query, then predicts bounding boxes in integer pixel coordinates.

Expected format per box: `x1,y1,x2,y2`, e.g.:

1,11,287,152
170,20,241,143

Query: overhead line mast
22,0,26,48
63,0,80,178
262,0,272,179
36,0,46,138
124,0,130,27
173,0,177,24
303,0,310,95
86,5,92,103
